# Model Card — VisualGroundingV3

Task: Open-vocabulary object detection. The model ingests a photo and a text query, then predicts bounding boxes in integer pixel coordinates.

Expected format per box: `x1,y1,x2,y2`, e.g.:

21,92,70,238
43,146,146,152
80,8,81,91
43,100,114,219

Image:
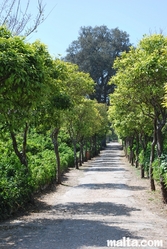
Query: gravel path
0,142,167,249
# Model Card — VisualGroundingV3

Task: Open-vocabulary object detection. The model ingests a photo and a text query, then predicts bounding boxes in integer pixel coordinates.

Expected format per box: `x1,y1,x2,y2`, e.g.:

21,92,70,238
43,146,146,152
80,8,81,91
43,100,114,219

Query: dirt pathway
0,142,167,249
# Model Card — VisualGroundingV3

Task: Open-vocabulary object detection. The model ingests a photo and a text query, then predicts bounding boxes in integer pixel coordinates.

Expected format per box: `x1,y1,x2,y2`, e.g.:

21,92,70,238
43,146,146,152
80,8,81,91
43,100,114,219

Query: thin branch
25,0,46,36
0,0,56,37
2,0,15,25
14,1,31,34
25,0,57,37
12,0,21,31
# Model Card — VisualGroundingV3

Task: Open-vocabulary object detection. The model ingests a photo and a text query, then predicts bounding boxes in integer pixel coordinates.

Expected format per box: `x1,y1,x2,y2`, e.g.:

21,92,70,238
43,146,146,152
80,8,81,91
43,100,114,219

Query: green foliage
0,129,76,219
58,130,74,169
0,26,109,219
108,33,167,200
0,152,31,220
153,155,167,187
28,149,56,190
159,155,167,174
59,143,74,169
51,93,72,110
27,130,53,154
152,158,161,183
26,130,56,190
139,145,151,173
0,26,12,38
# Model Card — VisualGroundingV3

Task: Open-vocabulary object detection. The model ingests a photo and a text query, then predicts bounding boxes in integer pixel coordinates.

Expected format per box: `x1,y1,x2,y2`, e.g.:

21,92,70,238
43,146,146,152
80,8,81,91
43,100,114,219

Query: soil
0,142,167,249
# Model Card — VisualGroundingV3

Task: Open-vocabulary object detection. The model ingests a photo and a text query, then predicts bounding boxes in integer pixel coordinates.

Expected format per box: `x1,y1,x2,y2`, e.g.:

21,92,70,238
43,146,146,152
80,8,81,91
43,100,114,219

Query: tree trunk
80,140,85,164
93,134,99,156
92,135,96,157
79,140,85,165
79,144,82,166
160,176,167,203
10,123,28,169
84,141,88,162
51,128,61,184
149,162,155,191
149,118,156,191
81,142,84,163
128,136,134,166
135,134,139,168
101,135,106,149
141,164,145,178
97,136,101,154
89,137,93,159
73,140,78,169
124,138,128,158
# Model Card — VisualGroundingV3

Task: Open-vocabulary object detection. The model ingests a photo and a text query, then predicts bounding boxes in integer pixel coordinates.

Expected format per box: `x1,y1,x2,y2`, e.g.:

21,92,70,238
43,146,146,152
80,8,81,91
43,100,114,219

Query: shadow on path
0,218,142,249
75,183,146,191
52,201,141,217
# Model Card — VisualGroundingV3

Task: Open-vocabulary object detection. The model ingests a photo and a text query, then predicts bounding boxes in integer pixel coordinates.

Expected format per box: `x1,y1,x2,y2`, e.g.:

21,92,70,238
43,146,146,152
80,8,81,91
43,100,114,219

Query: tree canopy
108,34,167,203
65,25,131,103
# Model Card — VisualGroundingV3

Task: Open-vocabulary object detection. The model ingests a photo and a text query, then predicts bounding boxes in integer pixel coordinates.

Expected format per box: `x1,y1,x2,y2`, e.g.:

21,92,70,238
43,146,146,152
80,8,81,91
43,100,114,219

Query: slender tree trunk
129,137,134,166
92,135,95,157
84,140,88,162
81,143,84,163
135,134,139,168
90,137,93,159
140,133,145,178
10,123,35,203
141,164,145,178
79,149,81,166
101,135,106,149
10,123,28,168
79,143,82,166
80,140,85,164
149,118,156,191
96,136,100,154
73,140,78,169
94,134,98,156
124,138,128,158
160,176,167,203
149,164,155,190
51,128,61,184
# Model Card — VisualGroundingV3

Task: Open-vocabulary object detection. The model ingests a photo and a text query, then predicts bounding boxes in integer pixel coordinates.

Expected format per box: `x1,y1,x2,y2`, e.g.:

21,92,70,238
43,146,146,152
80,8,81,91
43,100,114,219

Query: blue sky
26,0,167,57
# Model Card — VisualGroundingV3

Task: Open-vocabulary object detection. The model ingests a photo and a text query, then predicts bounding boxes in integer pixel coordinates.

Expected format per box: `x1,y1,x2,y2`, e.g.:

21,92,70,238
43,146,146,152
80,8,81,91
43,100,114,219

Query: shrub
59,142,74,171
139,143,151,175
0,153,31,220
153,155,167,187
28,149,56,191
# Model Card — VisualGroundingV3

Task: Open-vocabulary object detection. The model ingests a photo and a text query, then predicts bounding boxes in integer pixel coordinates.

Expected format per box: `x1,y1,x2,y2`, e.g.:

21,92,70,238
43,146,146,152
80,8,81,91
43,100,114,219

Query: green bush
28,149,56,191
153,155,167,187
59,142,74,170
139,143,151,174
0,129,75,219
0,153,31,220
